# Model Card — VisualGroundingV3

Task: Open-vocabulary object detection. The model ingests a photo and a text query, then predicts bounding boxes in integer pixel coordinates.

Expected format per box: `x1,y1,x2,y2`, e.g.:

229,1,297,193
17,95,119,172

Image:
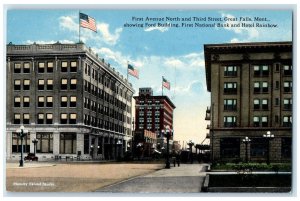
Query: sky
6,8,292,146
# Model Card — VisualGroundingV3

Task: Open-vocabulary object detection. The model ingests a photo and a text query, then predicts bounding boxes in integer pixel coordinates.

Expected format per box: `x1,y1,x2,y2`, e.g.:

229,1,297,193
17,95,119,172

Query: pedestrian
176,153,180,167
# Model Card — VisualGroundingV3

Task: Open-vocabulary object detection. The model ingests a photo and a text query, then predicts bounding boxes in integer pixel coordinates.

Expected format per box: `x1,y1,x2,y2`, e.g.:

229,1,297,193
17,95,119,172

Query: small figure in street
176,152,180,167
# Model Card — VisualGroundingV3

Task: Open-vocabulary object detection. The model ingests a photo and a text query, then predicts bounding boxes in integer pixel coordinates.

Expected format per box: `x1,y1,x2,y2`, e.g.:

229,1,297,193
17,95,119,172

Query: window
46,96,53,107
23,97,30,107
36,133,53,153
60,133,76,154
253,65,269,76
61,78,68,90
220,138,240,158
253,116,260,127
38,79,45,90
23,113,30,124
283,81,292,93
250,138,268,157
14,97,21,107
38,96,45,107
47,62,53,73
14,63,21,73
224,116,237,127
70,96,77,107
224,66,237,76
70,61,77,72
283,116,292,127
281,138,291,158
12,132,30,153
61,96,68,107
37,113,44,124
24,63,30,73
14,113,21,124
262,99,268,110
224,82,237,94
224,99,237,111
23,79,30,90
70,78,77,90
69,113,77,124
275,81,279,90
254,82,268,93
275,63,280,72
253,99,260,110
283,98,292,110
38,62,45,73
47,79,53,90
275,115,279,123
261,116,268,127
14,80,21,90
61,61,68,72
60,113,68,124
283,65,292,76
46,113,53,124
275,98,279,106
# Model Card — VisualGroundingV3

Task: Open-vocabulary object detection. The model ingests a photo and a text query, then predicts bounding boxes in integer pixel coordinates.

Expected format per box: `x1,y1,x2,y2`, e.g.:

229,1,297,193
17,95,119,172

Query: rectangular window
283,98,292,110
281,138,291,158
38,62,45,73
262,82,268,93
61,96,68,107
46,96,53,107
283,81,292,93
23,113,30,124
253,65,269,77
224,66,237,76
283,65,292,76
38,113,44,124
250,138,268,157
60,113,68,124
283,116,292,127
224,99,237,111
60,133,76,154
275,115,279,123
262,99,268,110
23,97,30,107
14,63,21,73
38,96,45,107
61,78,68,90
224,116,237,127
275,64,280,72
14,113,21,124
275,98,279,106
224,82,237,94
23,63,30,73
12,132,30,153
23,79,30,90
69,113,77,124
46,113,53,124
47,79,53,90
261,116,268,127
70,96,77,107
38,79,45,90
253,99,260,110
61,61,68,72
254,81,268,93
70,78,77,90
70,61,77,72
253,116,260,127
220,138,240,158
275,81,279,89
36,133,53,153
14,80,21,90
14,97,21,107
47,62,53,73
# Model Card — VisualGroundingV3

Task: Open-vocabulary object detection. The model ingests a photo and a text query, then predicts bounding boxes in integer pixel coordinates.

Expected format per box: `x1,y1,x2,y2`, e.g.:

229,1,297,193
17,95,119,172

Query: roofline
133,95,176,109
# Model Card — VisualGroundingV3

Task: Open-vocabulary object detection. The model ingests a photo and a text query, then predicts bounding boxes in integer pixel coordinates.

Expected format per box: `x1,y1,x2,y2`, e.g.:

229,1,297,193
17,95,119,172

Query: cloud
59,15,122,46
163,52,205,70
144,26,169,32
172,80,202,95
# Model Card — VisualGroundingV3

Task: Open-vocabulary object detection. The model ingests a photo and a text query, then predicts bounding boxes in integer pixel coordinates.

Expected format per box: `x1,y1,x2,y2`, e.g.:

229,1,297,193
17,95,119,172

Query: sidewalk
96,163,209,193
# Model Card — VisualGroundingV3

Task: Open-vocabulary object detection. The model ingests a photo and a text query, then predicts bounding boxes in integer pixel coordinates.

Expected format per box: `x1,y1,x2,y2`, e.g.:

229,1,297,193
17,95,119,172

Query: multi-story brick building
204,42,292,163
6,42,134,161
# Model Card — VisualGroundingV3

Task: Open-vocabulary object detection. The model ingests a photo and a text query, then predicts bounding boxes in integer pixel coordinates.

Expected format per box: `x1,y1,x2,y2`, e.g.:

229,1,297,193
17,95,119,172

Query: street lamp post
242,136,251,163
117,139,122,160
16,125,28,167
162,126,172,169
32,138,38,156
187,140,194,164
263,131,274,165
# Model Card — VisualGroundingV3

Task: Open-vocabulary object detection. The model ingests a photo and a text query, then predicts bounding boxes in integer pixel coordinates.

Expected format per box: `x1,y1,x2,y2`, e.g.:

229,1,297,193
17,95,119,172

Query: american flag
162,77,170,90
80,13,97,32
128,64,139,79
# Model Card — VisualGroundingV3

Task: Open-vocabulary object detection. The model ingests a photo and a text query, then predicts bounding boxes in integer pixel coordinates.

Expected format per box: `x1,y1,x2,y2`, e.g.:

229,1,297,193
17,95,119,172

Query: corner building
204,42,292,163
6,42,134,160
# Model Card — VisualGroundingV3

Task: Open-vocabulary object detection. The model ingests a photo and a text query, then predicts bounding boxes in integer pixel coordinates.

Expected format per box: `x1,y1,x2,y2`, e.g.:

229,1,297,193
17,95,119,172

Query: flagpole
127,61,129,81
78,11,81,43
162,76,164,96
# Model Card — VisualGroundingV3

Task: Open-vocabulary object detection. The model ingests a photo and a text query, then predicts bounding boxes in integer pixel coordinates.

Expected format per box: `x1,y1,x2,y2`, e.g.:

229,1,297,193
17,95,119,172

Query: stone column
93,137,99,159
30,131,37,154
76,133,84,157
53,131,60,155
102,136,105,160
6,131,12,160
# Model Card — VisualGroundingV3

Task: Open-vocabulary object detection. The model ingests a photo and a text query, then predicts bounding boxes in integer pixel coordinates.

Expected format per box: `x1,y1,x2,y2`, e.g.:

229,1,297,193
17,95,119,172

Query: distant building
133,129,157,158
204,42,292,163
6,42,134,161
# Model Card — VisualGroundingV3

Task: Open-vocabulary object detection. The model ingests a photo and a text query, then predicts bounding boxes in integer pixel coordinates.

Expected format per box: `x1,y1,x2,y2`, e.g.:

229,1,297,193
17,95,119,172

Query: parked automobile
24,153,38,161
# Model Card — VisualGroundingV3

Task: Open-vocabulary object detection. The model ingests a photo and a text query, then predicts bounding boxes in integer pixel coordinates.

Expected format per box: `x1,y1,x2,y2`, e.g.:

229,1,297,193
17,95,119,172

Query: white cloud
59,16,78,32
172,80,202,95
98,23,122,45
163,52,204,70
144,26,169,32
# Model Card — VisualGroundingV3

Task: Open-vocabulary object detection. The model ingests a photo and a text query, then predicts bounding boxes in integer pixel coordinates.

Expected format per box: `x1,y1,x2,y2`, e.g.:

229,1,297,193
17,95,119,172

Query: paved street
96,163,209,193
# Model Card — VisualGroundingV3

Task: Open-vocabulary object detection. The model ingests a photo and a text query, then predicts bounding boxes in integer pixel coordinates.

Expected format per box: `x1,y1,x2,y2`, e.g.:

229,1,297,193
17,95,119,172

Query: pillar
30,131,37,154
102,136,105,160
93,137,99,159
53,131,60,155
76,133,84,156
6,131,12,159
